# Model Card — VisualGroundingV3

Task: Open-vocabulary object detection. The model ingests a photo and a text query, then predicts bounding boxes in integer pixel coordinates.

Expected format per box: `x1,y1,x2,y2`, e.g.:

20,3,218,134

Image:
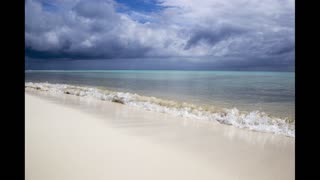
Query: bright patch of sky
115,0,164,13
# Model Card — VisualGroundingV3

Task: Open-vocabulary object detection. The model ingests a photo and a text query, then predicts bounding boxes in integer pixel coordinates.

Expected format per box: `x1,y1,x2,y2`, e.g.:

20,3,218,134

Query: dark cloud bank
25,0,295,71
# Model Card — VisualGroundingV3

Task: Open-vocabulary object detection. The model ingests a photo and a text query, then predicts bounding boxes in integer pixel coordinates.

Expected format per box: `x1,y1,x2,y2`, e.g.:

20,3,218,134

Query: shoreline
25,91,294,180
25,82,295,137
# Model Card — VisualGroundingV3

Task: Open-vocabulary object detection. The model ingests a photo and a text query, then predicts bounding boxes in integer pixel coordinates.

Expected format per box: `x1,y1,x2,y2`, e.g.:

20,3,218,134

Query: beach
25,0,295,178
25,91,295,180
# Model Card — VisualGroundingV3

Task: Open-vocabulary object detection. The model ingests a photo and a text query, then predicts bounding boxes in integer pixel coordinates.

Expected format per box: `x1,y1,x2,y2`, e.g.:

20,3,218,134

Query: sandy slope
25,93,294,180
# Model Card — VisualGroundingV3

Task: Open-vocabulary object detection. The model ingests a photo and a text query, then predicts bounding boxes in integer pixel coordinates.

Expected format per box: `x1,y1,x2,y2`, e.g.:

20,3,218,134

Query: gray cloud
73,0,116,19
25,0,155,59
184,24,248,50
25,0,295,70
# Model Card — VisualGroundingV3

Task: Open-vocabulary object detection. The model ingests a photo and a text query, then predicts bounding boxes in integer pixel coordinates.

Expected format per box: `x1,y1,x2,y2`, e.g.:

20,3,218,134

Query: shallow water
25,70,295,120
25,70,295,137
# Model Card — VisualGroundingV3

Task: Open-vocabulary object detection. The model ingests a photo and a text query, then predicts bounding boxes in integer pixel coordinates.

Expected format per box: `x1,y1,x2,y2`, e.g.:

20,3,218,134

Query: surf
25,82,295,137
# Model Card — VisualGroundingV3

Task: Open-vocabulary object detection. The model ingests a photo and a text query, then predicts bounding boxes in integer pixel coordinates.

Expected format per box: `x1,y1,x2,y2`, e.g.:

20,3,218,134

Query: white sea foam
25,82,295,137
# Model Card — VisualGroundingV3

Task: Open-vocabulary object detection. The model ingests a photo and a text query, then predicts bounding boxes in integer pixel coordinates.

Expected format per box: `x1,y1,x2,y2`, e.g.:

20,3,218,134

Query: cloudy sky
25,0,295,71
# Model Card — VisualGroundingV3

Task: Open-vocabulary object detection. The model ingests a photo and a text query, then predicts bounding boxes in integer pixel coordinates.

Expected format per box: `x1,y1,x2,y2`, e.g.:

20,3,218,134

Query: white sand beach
25,92,295,180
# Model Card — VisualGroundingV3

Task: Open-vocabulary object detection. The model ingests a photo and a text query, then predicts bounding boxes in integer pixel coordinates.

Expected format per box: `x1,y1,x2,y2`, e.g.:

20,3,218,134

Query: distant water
25,70,295,137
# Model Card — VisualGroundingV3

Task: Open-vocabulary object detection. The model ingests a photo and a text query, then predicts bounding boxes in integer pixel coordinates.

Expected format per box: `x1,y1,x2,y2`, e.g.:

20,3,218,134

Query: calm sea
25,70,295,121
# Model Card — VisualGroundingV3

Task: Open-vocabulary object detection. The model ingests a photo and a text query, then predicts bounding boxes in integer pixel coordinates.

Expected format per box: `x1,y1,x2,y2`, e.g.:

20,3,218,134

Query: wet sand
25,91,294,180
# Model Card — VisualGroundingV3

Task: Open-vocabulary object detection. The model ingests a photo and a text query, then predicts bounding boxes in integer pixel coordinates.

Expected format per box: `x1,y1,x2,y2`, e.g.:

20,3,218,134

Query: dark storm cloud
73,1,115,19
25,0,154,59
26,55,294,71
184,24,247,50
25,0,295,70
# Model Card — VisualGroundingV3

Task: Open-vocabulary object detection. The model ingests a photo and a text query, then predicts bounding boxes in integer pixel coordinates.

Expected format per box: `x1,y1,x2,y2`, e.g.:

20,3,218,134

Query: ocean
25,70,295,137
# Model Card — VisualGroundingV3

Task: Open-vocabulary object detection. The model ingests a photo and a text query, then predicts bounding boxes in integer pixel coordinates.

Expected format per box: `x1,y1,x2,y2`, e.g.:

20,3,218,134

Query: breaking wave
25,82,295,137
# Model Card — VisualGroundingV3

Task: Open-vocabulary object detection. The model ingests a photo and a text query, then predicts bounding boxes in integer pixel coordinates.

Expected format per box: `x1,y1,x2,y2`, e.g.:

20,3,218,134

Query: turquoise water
25,70,295,121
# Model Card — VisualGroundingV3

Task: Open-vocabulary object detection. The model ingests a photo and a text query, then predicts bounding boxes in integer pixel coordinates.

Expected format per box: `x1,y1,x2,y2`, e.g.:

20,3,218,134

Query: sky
25,0,295,71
